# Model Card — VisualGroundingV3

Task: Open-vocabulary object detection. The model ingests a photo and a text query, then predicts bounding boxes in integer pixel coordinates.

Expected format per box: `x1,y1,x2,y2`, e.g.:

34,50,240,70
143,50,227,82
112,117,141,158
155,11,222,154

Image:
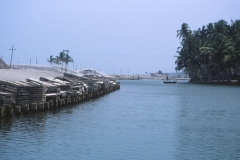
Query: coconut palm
46,55,53,65
175,19,240,81
59,52,66,71
64,54,74,72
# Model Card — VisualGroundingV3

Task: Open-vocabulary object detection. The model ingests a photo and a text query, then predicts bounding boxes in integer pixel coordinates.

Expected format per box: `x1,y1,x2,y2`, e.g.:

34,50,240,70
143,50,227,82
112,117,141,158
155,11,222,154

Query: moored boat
164,80,177,84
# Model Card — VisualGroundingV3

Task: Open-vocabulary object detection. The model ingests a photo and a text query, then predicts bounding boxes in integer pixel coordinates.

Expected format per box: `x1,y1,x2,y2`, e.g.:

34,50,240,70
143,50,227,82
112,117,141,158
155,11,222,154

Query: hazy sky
1,0,239,74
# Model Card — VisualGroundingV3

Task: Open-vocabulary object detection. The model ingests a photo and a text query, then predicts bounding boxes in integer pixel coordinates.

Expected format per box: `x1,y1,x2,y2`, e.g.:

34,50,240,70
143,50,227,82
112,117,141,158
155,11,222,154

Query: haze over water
1,79,240,159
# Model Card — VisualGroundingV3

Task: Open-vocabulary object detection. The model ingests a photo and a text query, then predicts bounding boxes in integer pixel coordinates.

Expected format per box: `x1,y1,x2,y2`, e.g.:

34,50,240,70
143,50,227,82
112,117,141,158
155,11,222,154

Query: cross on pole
9,45,16,68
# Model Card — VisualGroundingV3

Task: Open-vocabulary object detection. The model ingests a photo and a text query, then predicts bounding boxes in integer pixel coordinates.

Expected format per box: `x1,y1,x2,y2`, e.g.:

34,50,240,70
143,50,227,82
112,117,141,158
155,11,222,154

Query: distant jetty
0,66,120,118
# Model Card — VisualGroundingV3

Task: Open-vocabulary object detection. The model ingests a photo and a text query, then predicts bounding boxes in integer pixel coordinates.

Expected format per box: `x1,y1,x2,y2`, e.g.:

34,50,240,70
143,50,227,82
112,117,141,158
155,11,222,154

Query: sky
1,0,240,75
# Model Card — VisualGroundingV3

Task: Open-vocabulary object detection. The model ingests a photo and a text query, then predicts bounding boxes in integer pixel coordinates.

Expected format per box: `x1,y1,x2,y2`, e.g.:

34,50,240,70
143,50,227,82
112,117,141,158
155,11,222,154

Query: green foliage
47,51,74,72
175,19,240,81
158,70,162,74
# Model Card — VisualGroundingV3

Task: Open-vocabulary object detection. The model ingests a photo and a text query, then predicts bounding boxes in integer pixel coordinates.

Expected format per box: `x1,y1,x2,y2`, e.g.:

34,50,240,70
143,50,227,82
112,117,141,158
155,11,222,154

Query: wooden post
31,103,37,112
65,98,68,106
6,105,13,117
68,98,71,105
0,107,6,118
53,99,58,108
62,99,65,106
71,97,75,104
79,96,82,102
44,102,49,110
58,99,62,107
15,106,21,115
38,103,44,111
23,104,29,114
49,100,53,109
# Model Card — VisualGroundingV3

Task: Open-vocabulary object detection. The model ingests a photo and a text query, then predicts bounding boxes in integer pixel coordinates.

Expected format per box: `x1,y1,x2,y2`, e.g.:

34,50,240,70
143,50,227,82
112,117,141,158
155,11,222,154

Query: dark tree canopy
175,19,240,81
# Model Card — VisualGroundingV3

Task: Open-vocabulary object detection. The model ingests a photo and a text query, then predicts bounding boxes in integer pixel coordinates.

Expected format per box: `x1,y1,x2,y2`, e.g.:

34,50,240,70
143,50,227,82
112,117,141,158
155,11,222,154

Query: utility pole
30,59,31,64
9,45,16,68
76,65,77,70
36,57,38,64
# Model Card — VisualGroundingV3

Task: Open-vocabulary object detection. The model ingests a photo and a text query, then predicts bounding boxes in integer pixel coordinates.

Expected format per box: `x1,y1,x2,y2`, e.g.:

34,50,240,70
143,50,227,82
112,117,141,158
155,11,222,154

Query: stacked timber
0,80,31,106
26,79,47,104
64,72,89,82
27,78,61,102
0,92,14,107
63,73,90,95
29,85,46,104
15,81,31,106
40,77,72,99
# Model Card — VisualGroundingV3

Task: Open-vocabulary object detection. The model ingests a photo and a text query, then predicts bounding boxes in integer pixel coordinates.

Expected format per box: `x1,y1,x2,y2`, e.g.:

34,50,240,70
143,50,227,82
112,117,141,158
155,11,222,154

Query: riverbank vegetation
175,19,240,82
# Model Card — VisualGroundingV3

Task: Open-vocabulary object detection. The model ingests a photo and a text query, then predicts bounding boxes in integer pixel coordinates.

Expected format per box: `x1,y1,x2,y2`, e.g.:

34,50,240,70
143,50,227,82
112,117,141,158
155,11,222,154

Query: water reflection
174,83,240,159
1,80,240,159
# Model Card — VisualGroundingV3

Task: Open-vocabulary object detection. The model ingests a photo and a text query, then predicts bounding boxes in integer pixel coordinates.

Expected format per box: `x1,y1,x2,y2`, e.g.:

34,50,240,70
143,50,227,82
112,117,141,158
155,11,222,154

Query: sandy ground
0,69,63,82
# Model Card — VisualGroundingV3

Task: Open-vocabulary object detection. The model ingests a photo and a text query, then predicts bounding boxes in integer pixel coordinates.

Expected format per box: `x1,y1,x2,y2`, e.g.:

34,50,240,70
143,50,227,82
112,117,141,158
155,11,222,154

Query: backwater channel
1,79,240,159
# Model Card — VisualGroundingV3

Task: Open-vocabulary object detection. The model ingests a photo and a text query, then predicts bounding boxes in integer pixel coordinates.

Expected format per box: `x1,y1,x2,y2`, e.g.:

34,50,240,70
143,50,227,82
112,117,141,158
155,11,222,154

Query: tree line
175,19,240,81
47,51,74,72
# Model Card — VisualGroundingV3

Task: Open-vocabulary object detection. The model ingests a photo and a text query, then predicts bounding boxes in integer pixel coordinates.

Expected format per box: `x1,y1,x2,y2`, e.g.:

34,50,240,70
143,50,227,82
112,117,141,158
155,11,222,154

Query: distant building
78,68,113,78
150,73,163,77
0,58,9,69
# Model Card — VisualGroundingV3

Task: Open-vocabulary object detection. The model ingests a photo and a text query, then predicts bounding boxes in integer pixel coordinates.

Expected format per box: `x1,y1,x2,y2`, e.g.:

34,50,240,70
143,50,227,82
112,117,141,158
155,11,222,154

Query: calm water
1,79,240,160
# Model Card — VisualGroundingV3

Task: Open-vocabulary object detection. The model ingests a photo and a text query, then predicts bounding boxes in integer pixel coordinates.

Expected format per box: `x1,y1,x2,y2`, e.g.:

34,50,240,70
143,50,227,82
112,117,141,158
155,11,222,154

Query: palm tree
46,55,53,65
64,54,74,72
52,56,60,65
59,52,66,71
175,19,240,82
177,23,191,40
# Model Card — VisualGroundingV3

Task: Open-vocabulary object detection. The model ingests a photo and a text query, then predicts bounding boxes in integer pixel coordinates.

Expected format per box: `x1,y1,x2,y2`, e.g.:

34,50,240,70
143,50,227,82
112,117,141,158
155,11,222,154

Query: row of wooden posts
0,86,120,118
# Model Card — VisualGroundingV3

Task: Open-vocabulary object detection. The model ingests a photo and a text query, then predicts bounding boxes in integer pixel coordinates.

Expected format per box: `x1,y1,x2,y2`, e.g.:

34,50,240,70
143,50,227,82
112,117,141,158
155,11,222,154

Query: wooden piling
79,96,82,102
44,102,49,110
71,97,75,104
65,98,68,106
23,104,29,114
38,103,44,111
75,97,78,103
53,100,58,108
58,99,62,107
68,98,71,105
61,99,65,106
0,107,6,118
31,103,37,112
49,100,53,109
6,105,13,117
15,106,21,115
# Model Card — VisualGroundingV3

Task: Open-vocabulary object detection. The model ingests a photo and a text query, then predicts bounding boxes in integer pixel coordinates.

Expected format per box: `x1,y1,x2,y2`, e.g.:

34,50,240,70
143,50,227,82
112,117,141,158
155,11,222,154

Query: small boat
164,80,177,84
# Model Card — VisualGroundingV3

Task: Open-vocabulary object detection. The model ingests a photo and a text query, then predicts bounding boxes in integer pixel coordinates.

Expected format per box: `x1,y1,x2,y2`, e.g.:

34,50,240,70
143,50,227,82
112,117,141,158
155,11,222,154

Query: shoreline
189,79,240,85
